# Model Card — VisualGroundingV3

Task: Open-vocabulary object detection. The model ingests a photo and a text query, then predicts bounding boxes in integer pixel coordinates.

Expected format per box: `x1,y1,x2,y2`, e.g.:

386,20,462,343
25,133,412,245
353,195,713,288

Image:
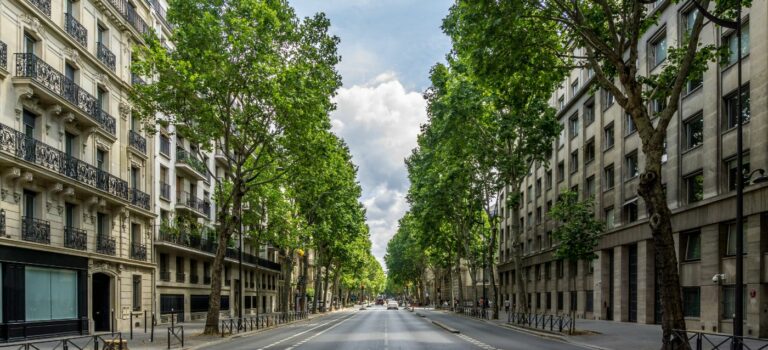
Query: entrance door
160,294,184,323
628,244,638,322
92,273,111,332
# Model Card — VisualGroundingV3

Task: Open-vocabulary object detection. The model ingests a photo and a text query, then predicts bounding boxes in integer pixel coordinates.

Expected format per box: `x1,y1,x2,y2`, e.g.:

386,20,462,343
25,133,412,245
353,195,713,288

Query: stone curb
430,320,460,334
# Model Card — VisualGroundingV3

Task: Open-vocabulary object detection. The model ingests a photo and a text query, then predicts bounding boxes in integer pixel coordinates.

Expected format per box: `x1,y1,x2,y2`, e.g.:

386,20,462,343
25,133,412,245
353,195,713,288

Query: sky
289,0,453,268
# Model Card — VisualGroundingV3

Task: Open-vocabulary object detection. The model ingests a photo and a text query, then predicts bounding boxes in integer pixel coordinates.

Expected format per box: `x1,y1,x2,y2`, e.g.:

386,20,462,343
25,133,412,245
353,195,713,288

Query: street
200,307,584,350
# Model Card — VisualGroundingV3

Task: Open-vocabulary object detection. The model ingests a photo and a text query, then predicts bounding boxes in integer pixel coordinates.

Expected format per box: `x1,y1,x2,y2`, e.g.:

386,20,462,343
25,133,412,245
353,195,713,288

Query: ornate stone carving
20,14,46,39
14,86,39,120
63,47,81,66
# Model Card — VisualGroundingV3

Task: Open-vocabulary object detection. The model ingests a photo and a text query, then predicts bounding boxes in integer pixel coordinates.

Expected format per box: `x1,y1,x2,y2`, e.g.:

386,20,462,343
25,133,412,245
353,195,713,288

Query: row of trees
129,0,383,334
391,0,747,348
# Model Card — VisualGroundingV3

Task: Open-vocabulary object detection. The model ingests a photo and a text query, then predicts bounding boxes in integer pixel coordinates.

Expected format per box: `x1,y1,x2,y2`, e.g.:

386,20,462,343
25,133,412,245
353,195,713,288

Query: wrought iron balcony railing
176,191,210,216
22,216,50,244
0,123,131,201
157,229,218,254
190,275,199,284
130,188,151,210
0,209,5,236
159,134,170,155
64,226,87,250
65,13,87,48
176,147,209,179
160,182,171,200
15,53,116,136
106,0,151,36
148,0,171,30
0,41,6,71
176,272,185,283
129,130,147,153
97,235,116,255
131,73,145,86
131,242,147,261
96,42,116,72
160,271,171,282
27,0,51,17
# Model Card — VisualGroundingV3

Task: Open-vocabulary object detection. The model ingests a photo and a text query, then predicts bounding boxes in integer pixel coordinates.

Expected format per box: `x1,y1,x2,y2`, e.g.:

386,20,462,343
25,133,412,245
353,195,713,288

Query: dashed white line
384,316,389,350
256,313,354,350
456,333,500,350
284,313,356,350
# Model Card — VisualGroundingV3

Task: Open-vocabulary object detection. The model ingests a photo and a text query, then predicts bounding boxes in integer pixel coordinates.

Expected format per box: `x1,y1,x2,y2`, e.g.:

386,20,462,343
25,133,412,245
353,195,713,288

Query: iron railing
129,130,147,153
131,188,151,210
105,0,151,35
160,182,171,200
0,123,129,200
167,325,184,349
65,13,88,48
0,209,5,236
671,329,768,350
27,0,51,17
0,332,124,350
21,216,50,244
160,271,171,281
148,0,172,30
176,147,208,179
507,312,574,333
0,41,6,70
175,272,185,283
219,312,308,336
131,242,148,261
132,73,145,85
15,53,116,135
97,42,116,71
64,226,87,250
156,229,282,271
176,191,209,216
97,235,116,255
160,134,170,155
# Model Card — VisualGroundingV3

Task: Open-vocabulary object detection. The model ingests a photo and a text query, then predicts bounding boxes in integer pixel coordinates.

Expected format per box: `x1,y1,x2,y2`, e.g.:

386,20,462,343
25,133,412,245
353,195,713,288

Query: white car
387,301,399,310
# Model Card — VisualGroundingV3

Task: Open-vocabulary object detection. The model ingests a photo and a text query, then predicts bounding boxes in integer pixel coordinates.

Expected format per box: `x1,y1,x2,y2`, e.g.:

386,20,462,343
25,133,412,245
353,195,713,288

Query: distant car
387,301,399,310
376,299,385,305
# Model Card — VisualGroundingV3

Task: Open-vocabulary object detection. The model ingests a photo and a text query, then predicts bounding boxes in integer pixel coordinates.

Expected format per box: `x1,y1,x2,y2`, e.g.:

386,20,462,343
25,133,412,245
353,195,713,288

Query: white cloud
330,74,427,268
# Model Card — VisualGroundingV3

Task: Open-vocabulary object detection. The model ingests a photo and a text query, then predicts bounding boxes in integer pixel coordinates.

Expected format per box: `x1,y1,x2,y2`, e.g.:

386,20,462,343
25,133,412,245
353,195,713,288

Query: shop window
25,267,78,321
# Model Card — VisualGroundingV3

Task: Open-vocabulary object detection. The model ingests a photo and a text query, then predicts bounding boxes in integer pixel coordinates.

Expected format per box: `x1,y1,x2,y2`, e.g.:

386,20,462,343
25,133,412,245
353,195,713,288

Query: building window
546,292,552,309
624,199,639,223
556,260,564,278
651,98,666,117
682,230,701,261
536,207,542,224
24,33,37,54
569,113,579,138
25,267,78,321
604,164,615,189
682,8,699,37
721,285,746,319
132,275,142,311
682,287,700,318
96,149,107,171
586,175,596,198
625,152,639,179
570,150,579,173
571,79,579,97
683,114,703,150
684,172,704,204
724,85,750,129
557,161,565,182
650,31,667,67
602,90,614,109
584,103,595,126
558,95,565,110
586,290,594,313
585,138,595,164
725,222,746,256
604,207,615,228
546,171,553,189
604,123,615,150
625,113,637,135
527,185,533,203
723,24,749,67
557,292,564,310
726,154,750,191
535,178,542,197
558,122,566,148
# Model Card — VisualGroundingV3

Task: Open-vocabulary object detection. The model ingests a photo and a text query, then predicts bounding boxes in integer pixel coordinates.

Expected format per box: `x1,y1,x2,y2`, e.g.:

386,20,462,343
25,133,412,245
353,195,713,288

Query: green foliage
548,190,604,262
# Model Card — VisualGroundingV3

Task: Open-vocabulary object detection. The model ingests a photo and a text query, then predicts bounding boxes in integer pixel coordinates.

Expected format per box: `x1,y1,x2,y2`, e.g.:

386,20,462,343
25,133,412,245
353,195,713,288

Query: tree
548,190,604,262
130,0,340,333
444,1,741,347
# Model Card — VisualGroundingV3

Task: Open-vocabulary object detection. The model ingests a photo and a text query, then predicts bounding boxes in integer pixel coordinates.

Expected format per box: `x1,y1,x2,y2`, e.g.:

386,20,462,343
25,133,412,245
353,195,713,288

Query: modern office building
0,0,161,341
498,0,768,337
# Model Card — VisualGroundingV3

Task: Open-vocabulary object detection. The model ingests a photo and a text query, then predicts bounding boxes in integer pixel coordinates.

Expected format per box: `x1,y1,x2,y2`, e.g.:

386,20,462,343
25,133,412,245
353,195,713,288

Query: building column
614,245,628,322
594,249,610,320
637,240,654,324
700,224,720,333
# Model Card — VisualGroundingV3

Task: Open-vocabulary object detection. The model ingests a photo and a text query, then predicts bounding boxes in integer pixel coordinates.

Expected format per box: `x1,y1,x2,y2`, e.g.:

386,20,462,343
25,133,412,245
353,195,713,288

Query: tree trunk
322,264,331,312
281,250,294,317
636,140,687,350
301,253,309,313
489,229,499,319
312,256,322,313
456,255,464,309
203,191,240,334
331,270,341,311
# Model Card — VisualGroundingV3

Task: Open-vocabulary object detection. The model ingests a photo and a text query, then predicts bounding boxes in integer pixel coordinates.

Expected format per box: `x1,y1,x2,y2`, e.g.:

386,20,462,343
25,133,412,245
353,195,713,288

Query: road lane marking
256,313,355,350
285,312,356,350
384,316,388,350
456,333,500,350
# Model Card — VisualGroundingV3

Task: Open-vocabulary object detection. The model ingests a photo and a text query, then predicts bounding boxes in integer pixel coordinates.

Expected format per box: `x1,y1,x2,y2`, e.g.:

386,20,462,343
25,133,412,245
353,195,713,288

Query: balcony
105,0,151,36
129,130,147,154
96,42,116,72
175,272,185,283
160,271,170,282
0,209,5,236
65,13,87,48
22,217,50,244
131,73,145,86
159,182,171,200
131,242,147,261
190,274,199,284
148,0,172,30
0,41,7,72
14,53,116,136
0,123,131,202
97,235,116,255
27,0,51,17
157,228,218,254
159,134,170,156
176,191,210,218
64,226,87,250
130,188,151,210
175,147,208,181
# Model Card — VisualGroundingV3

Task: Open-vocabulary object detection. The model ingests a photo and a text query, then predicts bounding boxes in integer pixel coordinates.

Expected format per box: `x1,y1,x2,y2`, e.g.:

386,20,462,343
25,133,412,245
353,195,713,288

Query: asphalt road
199,306,585,350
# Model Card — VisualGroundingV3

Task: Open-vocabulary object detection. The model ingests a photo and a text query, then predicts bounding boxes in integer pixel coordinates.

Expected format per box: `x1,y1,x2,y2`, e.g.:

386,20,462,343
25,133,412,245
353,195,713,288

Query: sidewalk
436,308,662,350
